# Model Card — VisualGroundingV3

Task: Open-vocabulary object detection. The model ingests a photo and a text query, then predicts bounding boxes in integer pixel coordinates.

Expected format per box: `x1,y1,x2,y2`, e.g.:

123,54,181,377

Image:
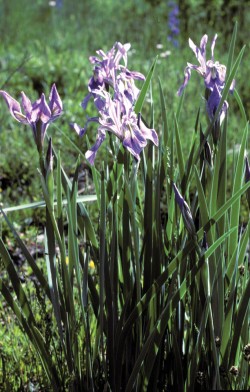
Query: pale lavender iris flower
0,84,63,152
177,34,235,95
86,92,158,163
73,42,158,165
83,42,145,111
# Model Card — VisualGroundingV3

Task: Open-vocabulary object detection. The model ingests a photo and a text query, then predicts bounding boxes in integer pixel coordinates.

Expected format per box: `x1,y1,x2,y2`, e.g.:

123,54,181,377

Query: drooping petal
177,66,191,96
123,128,147,161
123,69,145,81
82,93,92,110
0,90,28,124
139,120,158,146
206,84,228,125
85,130,106,165
70,116,99,137
70,122,87,137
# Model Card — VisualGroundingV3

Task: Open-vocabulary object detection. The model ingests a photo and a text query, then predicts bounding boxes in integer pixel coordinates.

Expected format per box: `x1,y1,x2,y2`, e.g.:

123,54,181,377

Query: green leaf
134,56,158,114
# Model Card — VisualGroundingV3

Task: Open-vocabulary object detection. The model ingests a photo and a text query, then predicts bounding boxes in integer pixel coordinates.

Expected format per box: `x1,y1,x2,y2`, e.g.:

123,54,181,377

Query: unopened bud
173,183,196,237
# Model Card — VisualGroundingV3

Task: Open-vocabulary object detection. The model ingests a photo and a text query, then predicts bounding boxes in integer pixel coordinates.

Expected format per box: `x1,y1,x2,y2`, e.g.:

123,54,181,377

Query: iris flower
82,42,145,111
73,42,158,165
0,84,62,152
84,92,158,165
177,34,235,95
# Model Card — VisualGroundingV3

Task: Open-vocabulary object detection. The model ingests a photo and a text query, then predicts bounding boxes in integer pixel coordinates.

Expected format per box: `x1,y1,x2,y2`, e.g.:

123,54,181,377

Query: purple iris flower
73,42,158,165
0,84,63,152
177,34,235,96
85,92,158,164
206,84,228,124
83,42,145,111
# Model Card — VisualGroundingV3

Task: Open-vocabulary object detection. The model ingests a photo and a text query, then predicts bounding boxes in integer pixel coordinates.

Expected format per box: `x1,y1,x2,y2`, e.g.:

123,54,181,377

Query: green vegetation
0,1,249,390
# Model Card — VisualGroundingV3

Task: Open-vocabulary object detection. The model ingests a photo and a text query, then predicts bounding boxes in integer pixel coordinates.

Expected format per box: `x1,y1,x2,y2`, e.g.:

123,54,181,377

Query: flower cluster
0,84,63,153
71,42,158,164
167,1,180,48
177,35,235,125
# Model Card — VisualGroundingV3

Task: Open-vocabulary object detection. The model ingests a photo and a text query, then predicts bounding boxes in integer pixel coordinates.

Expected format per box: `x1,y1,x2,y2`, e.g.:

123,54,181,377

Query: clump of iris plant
0,84,63,155
177,34,235,132
71,42,158,165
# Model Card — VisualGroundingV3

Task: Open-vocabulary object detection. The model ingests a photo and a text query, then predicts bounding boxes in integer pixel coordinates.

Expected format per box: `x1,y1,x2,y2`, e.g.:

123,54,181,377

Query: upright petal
189,38,206,70
200,35,208,60
210,34,217,61
49,84,63,117
31,94,51,124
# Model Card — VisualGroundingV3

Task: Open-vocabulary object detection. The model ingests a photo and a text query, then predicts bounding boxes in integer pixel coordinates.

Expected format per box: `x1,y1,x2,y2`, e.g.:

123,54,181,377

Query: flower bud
173,183,196,237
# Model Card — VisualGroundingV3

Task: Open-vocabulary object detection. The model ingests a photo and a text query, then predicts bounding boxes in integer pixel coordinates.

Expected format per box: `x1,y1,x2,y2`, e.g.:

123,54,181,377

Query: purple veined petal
70,122,87,137
95,49,107,59
71,116,99,137
107,98,122,135
122,127,147,161
139,120,159,146
186,62,205,76
85,130,106,165
49,84,63,117
188,38,206,70
200,35,208,60
210,34,218,61
41,122,50,139
206,84,221,119
206,84,228,124
0,90,28,123
31,94,51,123
82,93,92,110
89,55,100,64
120,67,145,81
93,96,106,111
204,70,213,91
21,91,33,120
177,66,191,96
88,74,104,92
115,42,131,67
